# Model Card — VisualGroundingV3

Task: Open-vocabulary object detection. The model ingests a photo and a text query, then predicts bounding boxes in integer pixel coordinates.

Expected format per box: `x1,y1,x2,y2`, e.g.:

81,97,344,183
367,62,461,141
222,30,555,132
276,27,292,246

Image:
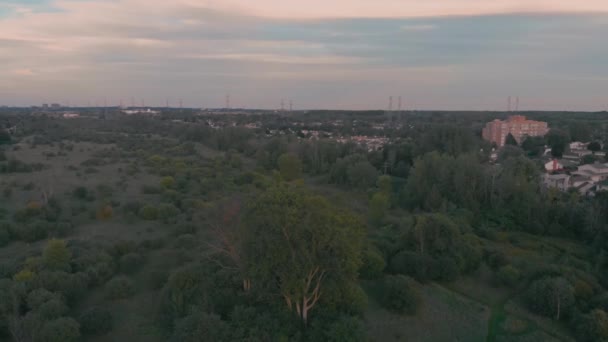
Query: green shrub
323,315,366,342
35,271,88,302
157,203,180,222
119,253,144,274
360,247,386,280
122,201,142,215
27,288,62,310
39,317,80,342
171,312,230,342
379,275,421,315
485,249,509,271
389,251,438,283
43,239,72,271
525,276,574,320
142,185,161,194
576,309,608,342
37,299,69,320
14,221,49,242
148,270,168,290
174,234,197,249
79,307,113,336
0,224,10,246
104,276,134,300
160,176,176,189
72,187,88,200
496,265,520,287
138,205,158,220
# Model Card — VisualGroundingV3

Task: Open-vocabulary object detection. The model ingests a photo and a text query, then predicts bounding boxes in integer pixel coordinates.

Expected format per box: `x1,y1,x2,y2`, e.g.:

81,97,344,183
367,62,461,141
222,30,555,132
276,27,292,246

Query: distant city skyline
1,1,608,110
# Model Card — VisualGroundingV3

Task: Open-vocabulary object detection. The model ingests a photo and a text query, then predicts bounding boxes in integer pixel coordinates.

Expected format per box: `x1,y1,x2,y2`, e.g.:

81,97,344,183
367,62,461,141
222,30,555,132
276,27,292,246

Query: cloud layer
1,1,608,110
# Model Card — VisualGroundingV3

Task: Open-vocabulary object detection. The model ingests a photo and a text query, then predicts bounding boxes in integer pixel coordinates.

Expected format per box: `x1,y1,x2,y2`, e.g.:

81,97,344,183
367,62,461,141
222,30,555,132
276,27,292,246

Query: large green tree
277,153,303,181
546,129,570,158
504,133,518,146
43,239,71,271
243,184,365,324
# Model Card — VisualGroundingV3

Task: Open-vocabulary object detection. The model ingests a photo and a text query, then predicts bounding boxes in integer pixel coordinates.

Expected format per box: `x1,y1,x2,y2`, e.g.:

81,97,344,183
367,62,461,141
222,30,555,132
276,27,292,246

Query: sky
1,0,608,110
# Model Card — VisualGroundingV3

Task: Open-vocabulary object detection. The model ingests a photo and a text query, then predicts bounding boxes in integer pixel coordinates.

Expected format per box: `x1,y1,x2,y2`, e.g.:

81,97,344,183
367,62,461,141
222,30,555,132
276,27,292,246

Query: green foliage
588,141,602,152
404,153,486,212
119,253,144,274
347,161,379,189
498,145,525,162
417,124,478,156
43,239,72,271
330,154,378,189
13,269,35,282
73,186,89,200
581,154,598,165
495,265,520,287
171,312,231,342
13,221,48,242
320,282,368,317
485,249,509,270
369,192,390,225
243,184,365,323
138,205,158,220
228,306,300,341
142,185,161,194
161,176,176,189
157,203,180,222
277,153,303,181
35,271,88,302
521,136,546,157
0,131,10,145
379,275,421,314
39,317,81,342
359,246,386,280
504,133,518,146
389,213,481,282
576,309,608,342
526,276,575,320
377,175,392,194
389,250,436,282
159,263,241,330
27,288,61,310
105,276,135,300
37,299,69,320
79,307,113,336
314,315,366,342
0,224,9,247
546,129,570,158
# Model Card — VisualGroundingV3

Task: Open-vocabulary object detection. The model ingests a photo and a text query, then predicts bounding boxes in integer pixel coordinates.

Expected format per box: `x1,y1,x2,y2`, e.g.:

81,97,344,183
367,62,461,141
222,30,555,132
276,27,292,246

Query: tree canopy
242,184,365,324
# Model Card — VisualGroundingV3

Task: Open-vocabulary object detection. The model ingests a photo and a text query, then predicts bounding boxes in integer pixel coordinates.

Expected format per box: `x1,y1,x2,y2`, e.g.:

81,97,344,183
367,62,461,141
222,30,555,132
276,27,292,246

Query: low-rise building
573,163,608,183
543,174,570,191
544,160,563,173
570,142,588,150
62,112,80,118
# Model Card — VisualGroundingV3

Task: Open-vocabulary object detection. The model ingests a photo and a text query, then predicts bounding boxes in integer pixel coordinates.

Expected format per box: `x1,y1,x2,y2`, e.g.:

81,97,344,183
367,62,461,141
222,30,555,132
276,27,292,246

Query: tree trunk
418,230,424,255
302,300,309,325
243,278,251,292
556,295,561,321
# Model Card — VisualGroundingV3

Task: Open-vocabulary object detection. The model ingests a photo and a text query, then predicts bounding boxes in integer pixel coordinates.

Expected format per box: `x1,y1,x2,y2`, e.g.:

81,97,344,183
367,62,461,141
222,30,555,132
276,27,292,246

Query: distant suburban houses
543,144,608,196
482,116,607,197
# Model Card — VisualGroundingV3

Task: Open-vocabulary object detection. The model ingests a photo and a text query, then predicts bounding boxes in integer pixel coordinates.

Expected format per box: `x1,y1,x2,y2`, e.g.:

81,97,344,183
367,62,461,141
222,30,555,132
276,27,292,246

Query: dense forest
1,109,608,341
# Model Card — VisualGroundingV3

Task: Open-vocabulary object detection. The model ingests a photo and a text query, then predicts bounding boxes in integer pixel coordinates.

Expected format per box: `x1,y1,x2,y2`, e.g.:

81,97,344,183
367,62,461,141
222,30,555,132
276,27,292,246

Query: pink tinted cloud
12,69,36,76
217,0,608,18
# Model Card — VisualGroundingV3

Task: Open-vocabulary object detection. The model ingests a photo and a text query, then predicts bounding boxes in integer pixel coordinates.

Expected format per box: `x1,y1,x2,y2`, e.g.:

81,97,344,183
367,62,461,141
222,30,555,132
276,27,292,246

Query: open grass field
365,281,489,342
